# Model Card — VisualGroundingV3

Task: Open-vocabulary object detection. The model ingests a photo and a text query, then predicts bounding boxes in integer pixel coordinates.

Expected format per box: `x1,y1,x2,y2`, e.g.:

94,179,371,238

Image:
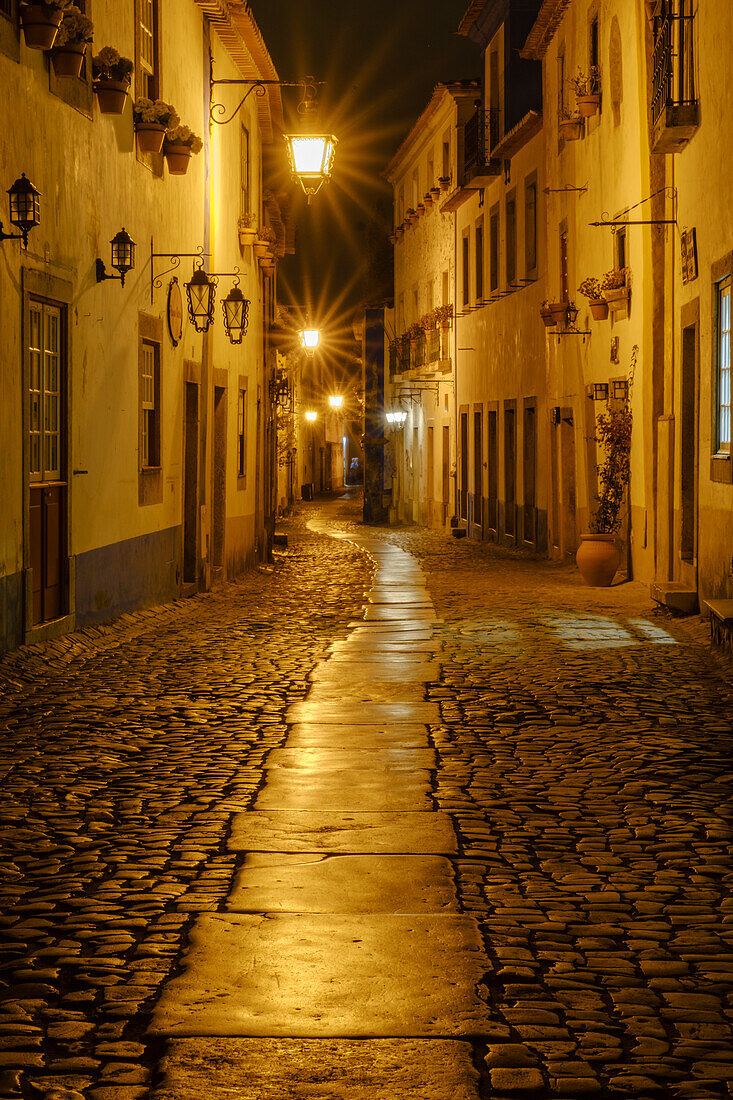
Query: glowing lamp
186,266,216,333
96,227,136,288
329,395,343,408
2,173,41,248
305,410,318,422
284,134,337,204
300,328,320,350
222,285,250,345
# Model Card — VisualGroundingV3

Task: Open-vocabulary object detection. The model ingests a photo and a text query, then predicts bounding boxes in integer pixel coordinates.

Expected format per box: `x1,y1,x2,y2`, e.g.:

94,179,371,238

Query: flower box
559,116,583,141
19,2,63,50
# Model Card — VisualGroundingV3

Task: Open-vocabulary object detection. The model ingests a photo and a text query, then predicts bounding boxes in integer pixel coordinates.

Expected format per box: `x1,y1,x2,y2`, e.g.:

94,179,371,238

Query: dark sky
250,0,480,327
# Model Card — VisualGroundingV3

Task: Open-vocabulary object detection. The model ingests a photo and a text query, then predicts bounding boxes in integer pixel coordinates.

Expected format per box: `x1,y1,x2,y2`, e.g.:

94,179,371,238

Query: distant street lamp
328,395,343,408
386,410,407,425
300,328,320,351
185,264,216,332
305,409,318,422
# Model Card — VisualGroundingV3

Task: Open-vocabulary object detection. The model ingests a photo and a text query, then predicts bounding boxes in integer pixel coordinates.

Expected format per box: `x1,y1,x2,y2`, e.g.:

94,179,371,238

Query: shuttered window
140,339,160,468
717,278,731,453
28,302,62,482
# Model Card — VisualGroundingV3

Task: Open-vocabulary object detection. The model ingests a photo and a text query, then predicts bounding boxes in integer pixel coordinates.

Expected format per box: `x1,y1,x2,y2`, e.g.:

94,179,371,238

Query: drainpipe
451,204,459,526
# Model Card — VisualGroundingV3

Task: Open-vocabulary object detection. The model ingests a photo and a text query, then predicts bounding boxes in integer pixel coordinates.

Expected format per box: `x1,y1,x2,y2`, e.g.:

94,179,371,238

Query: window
138,0,158,99
590,14,600,74
427,154,434,189
442,135,450,178
525,179,537,275
240,126,250,218
28,302,63,482
237,388,247,478
412,167,419,209
615,225,627,273
557,50,566,119
717,277,731,454
490,205,499,292
0,0,13,18
462,233,470,307
398,184,404,225
560,225,569,301
475,220,484,302
506,193,516,286
140,339,160,468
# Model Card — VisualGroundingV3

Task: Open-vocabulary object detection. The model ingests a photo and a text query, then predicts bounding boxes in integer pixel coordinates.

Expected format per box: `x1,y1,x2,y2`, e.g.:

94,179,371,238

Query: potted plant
602,267,630,313
133,98,178,154
559,112,583,141
577,347,637,586
540,299,566,327
438,175,451,192
163,124,203,175
571,67,601,117
92,46,133,114
19,0,71,50
254,225,276,259
423,191,433,209
435,303,453,331
50,4,93,78
238,212,257,247
416,202,425,217
395,224,404,239
405,207,416,225
430,184,441,199
578,276,609,320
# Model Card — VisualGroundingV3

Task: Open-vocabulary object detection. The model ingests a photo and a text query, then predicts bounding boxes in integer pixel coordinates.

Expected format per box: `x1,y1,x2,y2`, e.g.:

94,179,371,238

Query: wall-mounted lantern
612,380,629,401
1,174,41,248
592,382,609,402
96,228,136,288
300,328,320,351
222,278,250,345
185,263,216,333
565,302,579,328
305,409,318,422
284,79,337,204
328,395,343,408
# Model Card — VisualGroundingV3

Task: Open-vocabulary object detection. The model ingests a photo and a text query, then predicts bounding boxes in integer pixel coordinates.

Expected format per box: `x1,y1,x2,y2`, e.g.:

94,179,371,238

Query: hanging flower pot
164,143,192,175
577,94,600,117
540,302,566,328
238,220,257,246
430,186,441,199
135,122,165,154
576,534,621,587
51,42,85,77
253,241,270,259
20,2,63,49
423,193,433,208
559,116,583,141
589,299,609,320
94,78,129,114
438,176,451,192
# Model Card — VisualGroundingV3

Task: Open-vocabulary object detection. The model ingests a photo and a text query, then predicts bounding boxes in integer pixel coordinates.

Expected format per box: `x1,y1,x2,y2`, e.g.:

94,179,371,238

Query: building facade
0,0,289,654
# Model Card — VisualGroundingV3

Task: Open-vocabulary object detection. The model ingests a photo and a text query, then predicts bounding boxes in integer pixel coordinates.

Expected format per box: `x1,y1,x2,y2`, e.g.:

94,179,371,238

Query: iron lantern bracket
209,62,325,126
96,259,127,287
150,240,210,303
0,222,28,248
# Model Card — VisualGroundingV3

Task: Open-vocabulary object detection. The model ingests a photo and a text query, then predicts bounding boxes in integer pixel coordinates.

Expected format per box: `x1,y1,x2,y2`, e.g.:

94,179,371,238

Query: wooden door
28,301,66,626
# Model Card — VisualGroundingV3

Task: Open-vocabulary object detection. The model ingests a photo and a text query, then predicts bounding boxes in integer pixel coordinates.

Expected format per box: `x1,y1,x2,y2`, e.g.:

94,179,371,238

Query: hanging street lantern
329,395,343,408
185,264,216,332
305,409,318,422
284,80,337,204
96,227,136,288
1,173,41,248
299,328,320,351
222,281,250,344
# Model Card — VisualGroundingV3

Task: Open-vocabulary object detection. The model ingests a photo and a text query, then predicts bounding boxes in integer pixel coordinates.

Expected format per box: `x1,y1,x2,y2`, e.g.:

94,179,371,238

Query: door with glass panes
28,300,66,626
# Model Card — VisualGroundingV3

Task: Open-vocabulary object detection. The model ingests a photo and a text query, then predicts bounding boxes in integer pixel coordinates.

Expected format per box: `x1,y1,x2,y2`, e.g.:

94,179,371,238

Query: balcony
463,107,502,187
650,3,699,153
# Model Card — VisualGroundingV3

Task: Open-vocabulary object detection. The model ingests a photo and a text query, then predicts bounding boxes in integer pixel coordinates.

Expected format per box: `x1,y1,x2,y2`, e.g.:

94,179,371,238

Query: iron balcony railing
651,2,696,126
426,328,440,364
463,107,501,178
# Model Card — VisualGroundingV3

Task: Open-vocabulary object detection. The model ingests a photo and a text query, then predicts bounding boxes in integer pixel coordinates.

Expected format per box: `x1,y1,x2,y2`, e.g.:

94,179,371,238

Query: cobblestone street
2,493,733,1099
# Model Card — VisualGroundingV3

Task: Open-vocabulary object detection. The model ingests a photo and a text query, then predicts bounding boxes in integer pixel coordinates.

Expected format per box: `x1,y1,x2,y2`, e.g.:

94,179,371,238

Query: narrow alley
1,494,732,1100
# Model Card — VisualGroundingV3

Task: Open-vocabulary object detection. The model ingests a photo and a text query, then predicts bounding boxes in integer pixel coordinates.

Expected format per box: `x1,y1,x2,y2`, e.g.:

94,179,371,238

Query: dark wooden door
28,301,66,626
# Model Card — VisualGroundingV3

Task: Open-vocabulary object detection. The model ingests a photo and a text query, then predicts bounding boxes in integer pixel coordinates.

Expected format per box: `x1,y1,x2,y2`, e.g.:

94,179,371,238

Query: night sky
250,0,480,331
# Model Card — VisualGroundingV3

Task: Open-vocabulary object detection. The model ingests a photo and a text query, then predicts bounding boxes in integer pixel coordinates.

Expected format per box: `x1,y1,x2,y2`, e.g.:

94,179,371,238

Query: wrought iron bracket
0,221,27,248
150,239,209,303
555,328,592,343
590,186,677,229
209,61,325,126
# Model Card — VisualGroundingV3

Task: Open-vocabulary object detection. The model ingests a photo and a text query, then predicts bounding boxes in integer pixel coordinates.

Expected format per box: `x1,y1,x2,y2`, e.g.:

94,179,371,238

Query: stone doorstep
148,913,491,1038
650,581,699,615
152,1037,482,1100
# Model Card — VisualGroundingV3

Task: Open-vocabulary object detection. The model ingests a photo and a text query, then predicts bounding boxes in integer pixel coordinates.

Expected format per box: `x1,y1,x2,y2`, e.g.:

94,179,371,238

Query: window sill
237,475,247,490
710,453,732,484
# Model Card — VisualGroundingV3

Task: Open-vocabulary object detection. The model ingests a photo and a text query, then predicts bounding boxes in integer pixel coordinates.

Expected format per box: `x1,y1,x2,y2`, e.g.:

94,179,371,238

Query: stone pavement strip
2,494,733,1099
150,533,486,1097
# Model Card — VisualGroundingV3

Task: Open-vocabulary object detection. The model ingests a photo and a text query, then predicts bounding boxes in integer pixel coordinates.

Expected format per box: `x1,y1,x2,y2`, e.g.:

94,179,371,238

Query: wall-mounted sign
167,277,183,346
681,228,698,285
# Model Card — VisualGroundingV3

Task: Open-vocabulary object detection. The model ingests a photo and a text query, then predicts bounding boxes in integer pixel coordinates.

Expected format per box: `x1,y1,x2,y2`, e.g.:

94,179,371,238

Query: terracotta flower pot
51,44,85,78
135,122,166,154
20,3,62,49
540,309,557,328
605,286,628,303
238,226,257,246
589,299,609,320
576,533,621,587
559,117,583,141
94,79,129,115
164,144,192,175
577,94,600,117
253,241,270,258
430,187,440,198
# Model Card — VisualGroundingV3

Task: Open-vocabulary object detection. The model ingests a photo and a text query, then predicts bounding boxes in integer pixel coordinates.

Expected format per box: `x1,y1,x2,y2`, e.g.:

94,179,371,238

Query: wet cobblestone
0,520,372,1099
